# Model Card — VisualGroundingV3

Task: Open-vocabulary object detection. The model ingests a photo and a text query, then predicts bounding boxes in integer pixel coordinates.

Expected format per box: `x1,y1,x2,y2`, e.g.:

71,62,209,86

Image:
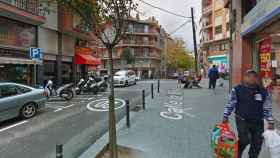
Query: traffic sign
29,47,42,60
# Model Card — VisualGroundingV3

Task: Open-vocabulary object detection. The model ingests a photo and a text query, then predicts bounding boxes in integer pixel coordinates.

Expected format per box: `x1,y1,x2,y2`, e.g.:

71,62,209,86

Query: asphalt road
0,80,156,158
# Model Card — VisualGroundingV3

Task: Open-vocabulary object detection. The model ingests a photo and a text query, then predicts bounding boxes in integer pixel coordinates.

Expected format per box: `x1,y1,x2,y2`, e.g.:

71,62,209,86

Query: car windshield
114,71,126,76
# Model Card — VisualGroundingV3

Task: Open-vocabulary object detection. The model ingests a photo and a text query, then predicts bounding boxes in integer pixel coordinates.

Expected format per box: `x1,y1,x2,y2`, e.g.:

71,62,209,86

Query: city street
0,80,154,158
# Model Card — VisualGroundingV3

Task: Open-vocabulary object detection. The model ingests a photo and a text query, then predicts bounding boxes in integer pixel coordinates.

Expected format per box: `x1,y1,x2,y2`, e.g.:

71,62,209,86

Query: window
144,25,149,33
215,25,222,34
0,85,19,98
143,48,149,57
226,22,230,31
16,85,32,94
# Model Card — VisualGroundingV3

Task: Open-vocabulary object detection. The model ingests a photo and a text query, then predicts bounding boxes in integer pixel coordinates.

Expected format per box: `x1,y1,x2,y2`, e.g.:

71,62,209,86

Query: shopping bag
211,122,238,158
263,130,280,158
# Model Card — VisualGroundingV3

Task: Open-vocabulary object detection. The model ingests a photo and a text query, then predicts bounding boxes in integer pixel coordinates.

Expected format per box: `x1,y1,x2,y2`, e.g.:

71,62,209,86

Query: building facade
229,0,280,105
200,0,230,71
97,17,165,79
0,0,45,85
0,1,100,86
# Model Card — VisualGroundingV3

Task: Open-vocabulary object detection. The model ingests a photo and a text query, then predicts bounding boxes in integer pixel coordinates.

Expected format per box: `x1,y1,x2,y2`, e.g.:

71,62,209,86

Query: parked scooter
75,76,108,95
95,76,108,92
45,80,74,101
75,78,86,95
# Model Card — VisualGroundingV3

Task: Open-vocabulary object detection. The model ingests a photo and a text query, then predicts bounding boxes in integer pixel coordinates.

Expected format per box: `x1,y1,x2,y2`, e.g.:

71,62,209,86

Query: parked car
113,70,137,87
0,83,47,122
168,73,179,79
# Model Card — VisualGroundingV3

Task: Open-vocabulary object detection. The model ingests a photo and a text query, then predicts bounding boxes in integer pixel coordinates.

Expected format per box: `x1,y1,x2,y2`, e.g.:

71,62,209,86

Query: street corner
86,98,126,112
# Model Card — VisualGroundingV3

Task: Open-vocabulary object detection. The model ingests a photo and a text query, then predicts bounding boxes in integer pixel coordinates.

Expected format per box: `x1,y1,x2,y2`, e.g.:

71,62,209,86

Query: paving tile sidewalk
79,80,270,158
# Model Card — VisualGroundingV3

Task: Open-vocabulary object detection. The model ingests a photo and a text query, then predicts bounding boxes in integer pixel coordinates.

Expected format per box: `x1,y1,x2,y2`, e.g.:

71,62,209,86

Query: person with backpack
223,70,274,158
208,65,219,89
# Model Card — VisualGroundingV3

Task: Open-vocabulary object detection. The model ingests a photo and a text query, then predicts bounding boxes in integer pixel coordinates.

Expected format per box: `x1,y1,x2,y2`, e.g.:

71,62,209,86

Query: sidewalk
80,80,270,158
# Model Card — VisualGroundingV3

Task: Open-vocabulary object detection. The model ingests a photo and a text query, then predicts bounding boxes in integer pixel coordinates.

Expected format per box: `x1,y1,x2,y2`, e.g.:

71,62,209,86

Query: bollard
157,79,160,93
151,83,154,99
126,100,130,128
142,90,145,110
56,144,63,158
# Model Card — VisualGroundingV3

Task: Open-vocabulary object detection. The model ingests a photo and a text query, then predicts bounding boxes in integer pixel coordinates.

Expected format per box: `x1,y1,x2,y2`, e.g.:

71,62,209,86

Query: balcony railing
1,0,44,16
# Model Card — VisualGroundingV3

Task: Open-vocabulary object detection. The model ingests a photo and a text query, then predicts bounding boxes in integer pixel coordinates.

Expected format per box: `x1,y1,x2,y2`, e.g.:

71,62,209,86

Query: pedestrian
223,70,274,158
208,65,219,89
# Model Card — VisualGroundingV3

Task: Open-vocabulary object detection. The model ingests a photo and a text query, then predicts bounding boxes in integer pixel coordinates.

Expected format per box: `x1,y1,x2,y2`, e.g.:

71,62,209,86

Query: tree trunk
108,47,118,158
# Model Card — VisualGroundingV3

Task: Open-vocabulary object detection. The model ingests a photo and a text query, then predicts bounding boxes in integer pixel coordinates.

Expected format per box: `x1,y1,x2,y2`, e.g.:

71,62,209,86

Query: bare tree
42,1,138,157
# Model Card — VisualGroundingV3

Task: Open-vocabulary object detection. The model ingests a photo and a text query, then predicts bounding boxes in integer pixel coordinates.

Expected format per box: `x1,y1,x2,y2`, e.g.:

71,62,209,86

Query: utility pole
191,7,198,73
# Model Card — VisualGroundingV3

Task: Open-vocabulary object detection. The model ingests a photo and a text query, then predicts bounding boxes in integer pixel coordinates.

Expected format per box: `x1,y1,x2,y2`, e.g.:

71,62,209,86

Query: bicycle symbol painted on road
87,98,126,112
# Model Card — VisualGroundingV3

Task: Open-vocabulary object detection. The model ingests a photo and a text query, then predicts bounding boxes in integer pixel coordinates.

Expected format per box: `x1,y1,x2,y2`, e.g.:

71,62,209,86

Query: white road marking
46,105,65,109
0,121,28,133
87,98,126,112
54,104,75,112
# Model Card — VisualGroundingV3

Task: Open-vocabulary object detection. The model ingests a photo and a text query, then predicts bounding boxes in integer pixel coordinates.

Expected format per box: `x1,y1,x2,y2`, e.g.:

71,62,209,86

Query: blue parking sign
29,48,42,60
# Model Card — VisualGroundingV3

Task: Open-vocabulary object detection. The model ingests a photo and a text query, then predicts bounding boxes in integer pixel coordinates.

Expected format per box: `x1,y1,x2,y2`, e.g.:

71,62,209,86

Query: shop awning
0,57,42,65
75,53,101,66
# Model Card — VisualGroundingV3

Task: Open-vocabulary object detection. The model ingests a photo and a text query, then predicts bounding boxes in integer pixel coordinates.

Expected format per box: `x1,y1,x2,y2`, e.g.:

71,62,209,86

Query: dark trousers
209,78,217,89
236,118,264,158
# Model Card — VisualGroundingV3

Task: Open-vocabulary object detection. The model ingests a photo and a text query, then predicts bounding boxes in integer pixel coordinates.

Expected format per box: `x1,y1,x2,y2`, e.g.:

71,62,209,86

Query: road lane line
54,104,75,112
0,121,28,133
46,105,65,109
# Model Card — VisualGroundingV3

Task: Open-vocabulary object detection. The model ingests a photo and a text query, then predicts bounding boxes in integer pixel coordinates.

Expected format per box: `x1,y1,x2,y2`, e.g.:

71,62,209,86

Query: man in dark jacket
208,65,219,89
223,70,274,158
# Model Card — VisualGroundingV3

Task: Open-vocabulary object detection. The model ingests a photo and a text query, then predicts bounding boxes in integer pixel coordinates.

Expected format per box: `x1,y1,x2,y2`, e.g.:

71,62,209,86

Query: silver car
0,83,47,122
113,70,137,87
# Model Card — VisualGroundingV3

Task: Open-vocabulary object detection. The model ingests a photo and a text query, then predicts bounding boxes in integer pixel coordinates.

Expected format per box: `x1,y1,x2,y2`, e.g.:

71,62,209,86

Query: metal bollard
142,90,145,110
56,144,63,158
126,100,130,128
151,83,154,99
157,79,160,93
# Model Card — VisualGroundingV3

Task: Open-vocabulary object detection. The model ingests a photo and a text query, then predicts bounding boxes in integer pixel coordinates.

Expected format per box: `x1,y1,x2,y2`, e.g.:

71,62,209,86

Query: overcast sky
137,0,202,51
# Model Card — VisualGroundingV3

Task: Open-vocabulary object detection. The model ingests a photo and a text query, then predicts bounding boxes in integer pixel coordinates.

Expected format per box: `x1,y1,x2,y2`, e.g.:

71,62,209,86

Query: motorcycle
45,80,74,101
95,76,108,92
75,76,108,95
75,78,86,95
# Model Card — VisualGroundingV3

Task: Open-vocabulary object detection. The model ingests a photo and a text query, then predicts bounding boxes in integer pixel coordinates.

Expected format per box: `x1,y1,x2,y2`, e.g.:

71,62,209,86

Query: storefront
75,47,101,79
0,16,41,85
208,54,228,71
239,0,280,106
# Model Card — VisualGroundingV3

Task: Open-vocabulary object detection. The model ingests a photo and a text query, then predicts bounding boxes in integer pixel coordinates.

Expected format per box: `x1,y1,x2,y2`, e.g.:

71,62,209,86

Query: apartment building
97,16,165,79
0,1,100,85
0,0,45,85
199,0,230,71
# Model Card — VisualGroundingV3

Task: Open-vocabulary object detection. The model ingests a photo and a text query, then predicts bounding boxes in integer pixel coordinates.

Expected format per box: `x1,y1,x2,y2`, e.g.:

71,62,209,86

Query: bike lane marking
0,121,28,133
54,104,75,112
87,98,126,112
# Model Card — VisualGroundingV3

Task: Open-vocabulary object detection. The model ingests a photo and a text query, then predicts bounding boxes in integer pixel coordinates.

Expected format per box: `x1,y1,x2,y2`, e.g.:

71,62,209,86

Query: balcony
202,4,212,15
0,0,46,25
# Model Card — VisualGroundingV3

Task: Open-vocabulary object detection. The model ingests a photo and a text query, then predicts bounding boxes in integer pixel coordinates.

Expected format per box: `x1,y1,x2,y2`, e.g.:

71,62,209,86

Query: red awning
75,47,101,66
75,53,101,66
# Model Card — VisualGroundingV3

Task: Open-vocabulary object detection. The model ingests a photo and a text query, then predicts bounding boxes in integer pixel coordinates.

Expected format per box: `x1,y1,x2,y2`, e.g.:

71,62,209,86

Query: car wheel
20,103,37,119
125,81,129,87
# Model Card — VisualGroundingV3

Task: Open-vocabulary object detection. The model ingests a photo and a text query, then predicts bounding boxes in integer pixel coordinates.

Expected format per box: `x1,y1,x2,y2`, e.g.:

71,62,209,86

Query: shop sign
29,48,42,60
0,17,36,48
259,38,273,89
